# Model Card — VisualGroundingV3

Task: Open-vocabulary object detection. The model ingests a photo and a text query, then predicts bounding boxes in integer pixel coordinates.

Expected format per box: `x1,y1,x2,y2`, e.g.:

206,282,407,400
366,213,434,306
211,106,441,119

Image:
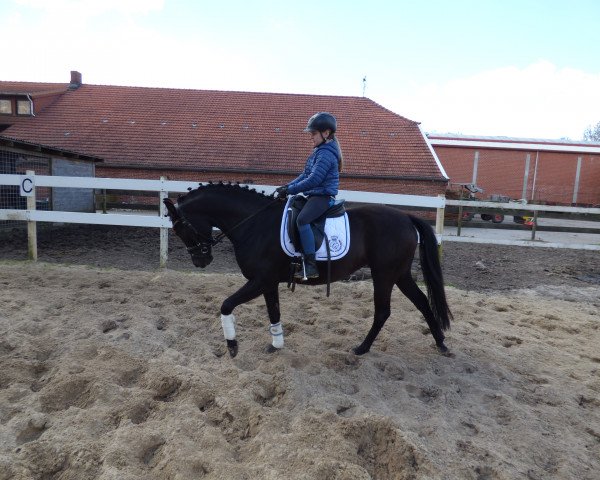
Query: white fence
445,199,600,251
0,173,446,265
2,174,599,266
446,199,600,215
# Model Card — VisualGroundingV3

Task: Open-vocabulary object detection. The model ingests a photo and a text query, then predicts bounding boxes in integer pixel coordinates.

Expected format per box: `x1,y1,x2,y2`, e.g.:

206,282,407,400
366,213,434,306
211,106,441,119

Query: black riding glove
276,185,288,196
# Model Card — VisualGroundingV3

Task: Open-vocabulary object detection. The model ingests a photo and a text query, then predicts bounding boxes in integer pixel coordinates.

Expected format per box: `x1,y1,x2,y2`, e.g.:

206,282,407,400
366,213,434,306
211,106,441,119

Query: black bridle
172,203,219,257
172,196,282,257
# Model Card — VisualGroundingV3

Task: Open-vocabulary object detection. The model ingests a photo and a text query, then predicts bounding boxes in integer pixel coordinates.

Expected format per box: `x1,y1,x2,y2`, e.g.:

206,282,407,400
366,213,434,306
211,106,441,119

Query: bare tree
583,121,600,141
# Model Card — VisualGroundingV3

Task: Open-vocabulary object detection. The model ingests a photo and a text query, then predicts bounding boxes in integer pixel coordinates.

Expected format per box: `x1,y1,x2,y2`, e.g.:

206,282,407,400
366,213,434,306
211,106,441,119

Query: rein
211,196,282,245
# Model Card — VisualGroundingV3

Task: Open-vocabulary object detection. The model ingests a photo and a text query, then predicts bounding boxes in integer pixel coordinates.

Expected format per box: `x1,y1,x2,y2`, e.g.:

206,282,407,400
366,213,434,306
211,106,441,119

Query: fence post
457,189,465,237
26,170,38,261
159,177,168,268
435,194,445,257
531,210,538,241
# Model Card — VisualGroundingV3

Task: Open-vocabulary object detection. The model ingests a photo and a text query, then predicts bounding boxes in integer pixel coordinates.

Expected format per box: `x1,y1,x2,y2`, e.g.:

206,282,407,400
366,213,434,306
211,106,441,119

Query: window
17,100,32,115
0,99,12,115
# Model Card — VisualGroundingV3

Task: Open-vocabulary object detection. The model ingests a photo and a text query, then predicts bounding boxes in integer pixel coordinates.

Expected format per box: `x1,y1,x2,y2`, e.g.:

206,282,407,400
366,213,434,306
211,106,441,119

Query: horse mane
178,181,276,203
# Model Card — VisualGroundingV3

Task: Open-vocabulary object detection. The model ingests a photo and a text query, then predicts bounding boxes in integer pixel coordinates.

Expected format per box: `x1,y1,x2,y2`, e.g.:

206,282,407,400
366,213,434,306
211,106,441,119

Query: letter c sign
20,176,35,197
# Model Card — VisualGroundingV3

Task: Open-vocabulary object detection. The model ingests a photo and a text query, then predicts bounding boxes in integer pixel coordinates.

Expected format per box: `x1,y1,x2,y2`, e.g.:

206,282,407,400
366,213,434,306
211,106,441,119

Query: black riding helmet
304,112,337,134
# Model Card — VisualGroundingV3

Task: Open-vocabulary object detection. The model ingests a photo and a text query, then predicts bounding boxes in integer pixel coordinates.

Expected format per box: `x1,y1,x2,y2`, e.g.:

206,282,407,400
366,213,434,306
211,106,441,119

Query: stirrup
295,256,318,280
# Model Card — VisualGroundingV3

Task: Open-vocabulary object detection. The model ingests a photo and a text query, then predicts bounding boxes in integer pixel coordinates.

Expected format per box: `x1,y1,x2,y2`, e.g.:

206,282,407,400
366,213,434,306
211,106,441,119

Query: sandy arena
0,225,599,479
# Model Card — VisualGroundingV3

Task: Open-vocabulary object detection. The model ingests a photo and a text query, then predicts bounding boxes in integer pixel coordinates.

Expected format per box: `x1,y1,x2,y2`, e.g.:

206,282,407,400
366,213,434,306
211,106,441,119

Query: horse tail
409,215,453,331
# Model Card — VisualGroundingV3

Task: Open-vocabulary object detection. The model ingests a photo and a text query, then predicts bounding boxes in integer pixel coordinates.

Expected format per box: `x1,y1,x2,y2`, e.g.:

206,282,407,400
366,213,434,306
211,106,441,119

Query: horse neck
193,189,277,241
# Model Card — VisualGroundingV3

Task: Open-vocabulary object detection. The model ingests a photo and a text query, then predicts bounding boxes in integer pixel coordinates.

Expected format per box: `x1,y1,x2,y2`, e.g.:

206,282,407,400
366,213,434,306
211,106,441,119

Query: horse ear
163,198,178,219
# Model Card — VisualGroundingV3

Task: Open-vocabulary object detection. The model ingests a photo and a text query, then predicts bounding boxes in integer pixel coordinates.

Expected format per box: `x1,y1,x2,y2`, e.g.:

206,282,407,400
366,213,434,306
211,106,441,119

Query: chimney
69,71,82,90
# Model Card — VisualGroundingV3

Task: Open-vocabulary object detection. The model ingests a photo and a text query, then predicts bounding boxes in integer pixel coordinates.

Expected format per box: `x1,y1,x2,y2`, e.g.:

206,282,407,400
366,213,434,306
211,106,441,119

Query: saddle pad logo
328,235,343,253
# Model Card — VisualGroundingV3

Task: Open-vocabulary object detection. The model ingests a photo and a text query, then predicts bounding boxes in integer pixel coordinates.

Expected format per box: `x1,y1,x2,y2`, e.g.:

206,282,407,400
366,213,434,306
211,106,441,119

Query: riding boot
296,253,319,279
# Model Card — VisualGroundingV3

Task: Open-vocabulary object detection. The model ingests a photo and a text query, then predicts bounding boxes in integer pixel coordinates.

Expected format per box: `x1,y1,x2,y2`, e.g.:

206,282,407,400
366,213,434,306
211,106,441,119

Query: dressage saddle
286,195,346,254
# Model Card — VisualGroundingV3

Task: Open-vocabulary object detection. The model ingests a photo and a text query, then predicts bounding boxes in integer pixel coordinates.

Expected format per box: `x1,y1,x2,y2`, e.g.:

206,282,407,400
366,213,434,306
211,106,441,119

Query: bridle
172,204,216,257
172,195,282,257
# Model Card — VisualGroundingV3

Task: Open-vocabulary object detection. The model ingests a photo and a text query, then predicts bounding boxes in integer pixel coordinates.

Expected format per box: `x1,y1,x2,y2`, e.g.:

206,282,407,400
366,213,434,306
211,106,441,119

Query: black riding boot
296,253,319,279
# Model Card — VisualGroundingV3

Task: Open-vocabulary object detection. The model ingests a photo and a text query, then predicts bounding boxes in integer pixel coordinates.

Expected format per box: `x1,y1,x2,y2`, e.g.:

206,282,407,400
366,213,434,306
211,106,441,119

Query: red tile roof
1,81,445,180
0,135,102,162
0,80,69,95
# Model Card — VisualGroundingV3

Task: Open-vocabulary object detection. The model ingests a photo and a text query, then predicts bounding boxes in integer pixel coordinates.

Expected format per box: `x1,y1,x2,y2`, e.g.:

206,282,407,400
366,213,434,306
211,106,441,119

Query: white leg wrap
221,313,236,340
269,322,284,349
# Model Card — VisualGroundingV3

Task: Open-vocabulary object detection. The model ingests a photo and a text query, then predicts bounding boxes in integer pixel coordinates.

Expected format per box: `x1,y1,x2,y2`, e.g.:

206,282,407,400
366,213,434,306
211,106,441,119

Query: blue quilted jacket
286,140,340,196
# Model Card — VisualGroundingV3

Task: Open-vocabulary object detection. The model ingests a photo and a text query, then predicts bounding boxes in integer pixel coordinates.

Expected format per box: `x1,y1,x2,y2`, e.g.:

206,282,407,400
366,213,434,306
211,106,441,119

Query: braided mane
178,181,276,203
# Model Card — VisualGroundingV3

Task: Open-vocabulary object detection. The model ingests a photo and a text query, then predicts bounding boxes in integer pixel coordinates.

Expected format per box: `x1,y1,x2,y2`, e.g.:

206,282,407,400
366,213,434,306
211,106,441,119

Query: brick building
429,134,600,206
0,136,102,215
0,72,448,199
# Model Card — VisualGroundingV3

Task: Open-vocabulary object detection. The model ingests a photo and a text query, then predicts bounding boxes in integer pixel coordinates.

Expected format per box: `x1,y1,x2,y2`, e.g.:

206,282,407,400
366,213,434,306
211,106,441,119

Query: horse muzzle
191,253,213,268
187,242,214,268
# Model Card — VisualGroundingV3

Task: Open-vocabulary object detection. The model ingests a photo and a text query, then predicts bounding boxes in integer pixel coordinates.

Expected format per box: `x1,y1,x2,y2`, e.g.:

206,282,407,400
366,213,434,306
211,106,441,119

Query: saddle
286,195,346,253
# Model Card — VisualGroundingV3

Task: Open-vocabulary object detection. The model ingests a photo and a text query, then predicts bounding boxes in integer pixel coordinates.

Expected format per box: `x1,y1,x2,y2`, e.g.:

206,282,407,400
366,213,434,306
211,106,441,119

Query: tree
583,121,600,142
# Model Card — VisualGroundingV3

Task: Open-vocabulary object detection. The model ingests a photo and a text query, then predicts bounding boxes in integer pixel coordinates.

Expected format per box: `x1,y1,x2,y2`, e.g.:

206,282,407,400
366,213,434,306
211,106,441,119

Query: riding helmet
304,112,337,133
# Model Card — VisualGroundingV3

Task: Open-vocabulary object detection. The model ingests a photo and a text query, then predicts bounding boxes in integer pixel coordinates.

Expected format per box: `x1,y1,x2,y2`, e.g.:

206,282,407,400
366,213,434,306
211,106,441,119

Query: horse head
163,197,214,268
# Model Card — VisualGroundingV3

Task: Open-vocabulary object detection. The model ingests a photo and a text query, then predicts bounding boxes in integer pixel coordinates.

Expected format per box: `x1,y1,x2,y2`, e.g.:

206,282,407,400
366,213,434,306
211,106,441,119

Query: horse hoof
352,345,369,356
438,344,454,357
227,340,238,358
264,344,281,354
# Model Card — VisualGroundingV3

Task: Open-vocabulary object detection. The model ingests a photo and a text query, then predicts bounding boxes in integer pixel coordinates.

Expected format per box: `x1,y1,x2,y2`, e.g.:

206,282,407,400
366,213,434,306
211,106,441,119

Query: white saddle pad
280,197,350,261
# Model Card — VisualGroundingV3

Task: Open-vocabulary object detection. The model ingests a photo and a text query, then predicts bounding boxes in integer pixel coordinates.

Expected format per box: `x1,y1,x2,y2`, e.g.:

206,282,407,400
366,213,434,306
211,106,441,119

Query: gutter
420,124,449,180
429,138,600,155
26,94,35,116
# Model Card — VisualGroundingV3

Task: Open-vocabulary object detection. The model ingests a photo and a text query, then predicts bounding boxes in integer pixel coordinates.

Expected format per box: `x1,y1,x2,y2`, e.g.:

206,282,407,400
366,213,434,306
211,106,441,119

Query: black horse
164,182,452,358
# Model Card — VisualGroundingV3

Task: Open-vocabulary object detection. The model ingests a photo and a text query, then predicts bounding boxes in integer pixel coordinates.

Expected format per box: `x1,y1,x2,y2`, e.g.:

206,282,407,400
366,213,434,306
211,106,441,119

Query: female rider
276,112,343,279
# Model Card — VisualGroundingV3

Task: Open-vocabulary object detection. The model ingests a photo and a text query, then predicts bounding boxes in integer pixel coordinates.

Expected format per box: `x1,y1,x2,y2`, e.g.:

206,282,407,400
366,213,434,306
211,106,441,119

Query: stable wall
95,166,448,199
435,146,600,205
51,158,95,212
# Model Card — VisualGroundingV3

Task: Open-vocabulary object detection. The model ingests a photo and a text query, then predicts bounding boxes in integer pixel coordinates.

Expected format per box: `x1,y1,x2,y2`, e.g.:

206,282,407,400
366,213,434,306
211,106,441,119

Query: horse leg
263,287,283,353
396,274,448,353
353,278,394,355
220,279,266,357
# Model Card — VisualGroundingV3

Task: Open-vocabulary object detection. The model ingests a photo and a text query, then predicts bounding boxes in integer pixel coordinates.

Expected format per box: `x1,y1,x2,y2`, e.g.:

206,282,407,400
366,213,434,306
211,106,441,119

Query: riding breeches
296,195,334,255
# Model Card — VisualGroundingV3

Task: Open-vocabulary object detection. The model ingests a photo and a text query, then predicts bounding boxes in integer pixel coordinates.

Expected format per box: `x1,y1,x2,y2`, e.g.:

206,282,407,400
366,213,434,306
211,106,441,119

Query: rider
276,112,343,279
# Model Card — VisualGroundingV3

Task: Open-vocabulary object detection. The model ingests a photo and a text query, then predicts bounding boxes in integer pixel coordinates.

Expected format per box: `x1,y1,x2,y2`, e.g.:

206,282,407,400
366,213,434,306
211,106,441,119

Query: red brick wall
435,146,600,205
580,155,600,205
95,166,447,198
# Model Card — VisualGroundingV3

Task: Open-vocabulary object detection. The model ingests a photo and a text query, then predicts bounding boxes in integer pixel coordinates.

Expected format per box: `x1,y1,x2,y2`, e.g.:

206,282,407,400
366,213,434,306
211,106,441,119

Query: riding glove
276,185,288,196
